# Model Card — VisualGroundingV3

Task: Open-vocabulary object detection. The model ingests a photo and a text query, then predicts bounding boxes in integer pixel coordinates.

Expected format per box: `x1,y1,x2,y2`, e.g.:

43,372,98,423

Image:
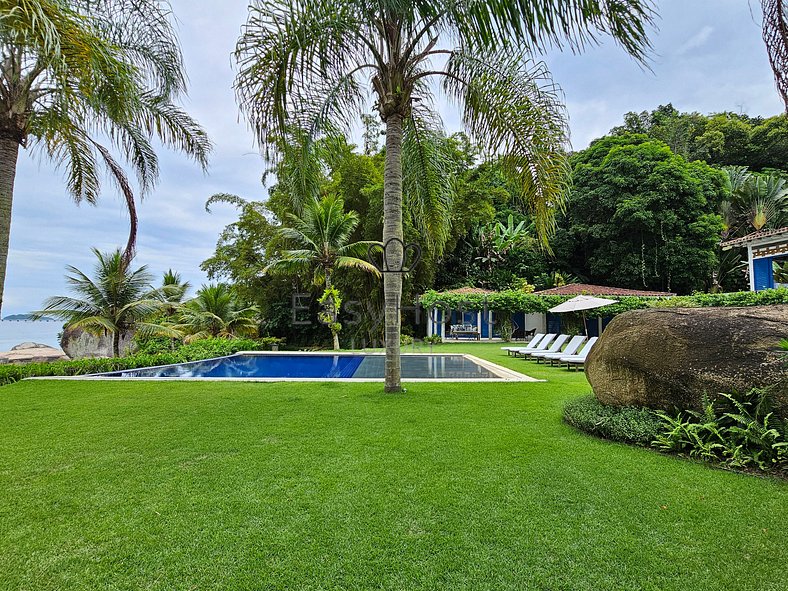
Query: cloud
675,26,715,56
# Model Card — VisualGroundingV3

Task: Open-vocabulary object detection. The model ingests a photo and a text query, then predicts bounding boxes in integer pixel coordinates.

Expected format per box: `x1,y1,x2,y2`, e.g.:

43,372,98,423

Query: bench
450,324,481,340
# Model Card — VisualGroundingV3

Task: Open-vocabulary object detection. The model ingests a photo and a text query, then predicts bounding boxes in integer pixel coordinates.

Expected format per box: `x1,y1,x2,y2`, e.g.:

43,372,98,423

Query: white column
427,307,433,336
488,310,493,340
748,244,755,291
440,310,445,339
476,310,482,337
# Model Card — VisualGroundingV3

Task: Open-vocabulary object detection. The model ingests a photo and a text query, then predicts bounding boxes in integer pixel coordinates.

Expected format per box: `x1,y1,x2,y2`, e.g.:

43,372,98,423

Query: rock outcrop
60,327,135,359
0,343,69,364
586,305,788,415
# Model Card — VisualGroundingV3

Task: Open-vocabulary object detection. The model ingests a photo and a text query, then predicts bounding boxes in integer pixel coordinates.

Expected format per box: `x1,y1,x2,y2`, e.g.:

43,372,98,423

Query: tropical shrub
563,395,663,446
400,334,414,346
653,389,788,473
423,335,442,345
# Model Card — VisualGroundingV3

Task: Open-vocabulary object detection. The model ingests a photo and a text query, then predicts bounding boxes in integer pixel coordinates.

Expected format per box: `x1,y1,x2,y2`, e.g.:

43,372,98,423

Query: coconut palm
158,269,192,316
173,283,259,342
35,248,166,356
236,0,655,391
0,0,211,316
265,194,381,349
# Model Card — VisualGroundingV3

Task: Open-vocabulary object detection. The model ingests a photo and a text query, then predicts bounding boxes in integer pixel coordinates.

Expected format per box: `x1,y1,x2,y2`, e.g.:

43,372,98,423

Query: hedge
0,337,282,387
419,287,788,317
563,394,663,446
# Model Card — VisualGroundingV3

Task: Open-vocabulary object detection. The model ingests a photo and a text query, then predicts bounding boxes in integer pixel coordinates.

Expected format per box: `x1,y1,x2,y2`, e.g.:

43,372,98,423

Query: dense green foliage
0,337,281,386
420,287,788,315
653,390,788,474
2,342,787,590
563,395,663,446
611,105,788,171
171,283,259,342
562,135,726,294
202,102,788,346
565,389,788,476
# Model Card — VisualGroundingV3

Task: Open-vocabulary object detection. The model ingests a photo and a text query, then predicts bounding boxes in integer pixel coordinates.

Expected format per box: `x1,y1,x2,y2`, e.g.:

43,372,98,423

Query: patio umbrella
548,295,617,335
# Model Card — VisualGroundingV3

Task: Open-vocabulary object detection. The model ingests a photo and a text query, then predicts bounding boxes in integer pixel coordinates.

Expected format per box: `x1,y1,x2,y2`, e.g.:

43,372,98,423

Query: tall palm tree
0,0,211,315
35,248,165,357
265,193,381,349
173,283,259,342
235,0,655,391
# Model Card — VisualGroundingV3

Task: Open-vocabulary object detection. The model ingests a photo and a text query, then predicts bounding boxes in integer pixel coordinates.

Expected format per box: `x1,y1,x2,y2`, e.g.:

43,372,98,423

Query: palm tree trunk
383,114,404,392
0,136,20,317
324,272,340,351
112,330,121,357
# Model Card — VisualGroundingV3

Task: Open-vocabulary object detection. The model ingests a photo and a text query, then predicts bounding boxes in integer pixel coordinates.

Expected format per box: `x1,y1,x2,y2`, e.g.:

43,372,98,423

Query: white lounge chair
512,334,557,358
537,335,587,365
501,333,544,355
529,334,570,362
560,337,598,370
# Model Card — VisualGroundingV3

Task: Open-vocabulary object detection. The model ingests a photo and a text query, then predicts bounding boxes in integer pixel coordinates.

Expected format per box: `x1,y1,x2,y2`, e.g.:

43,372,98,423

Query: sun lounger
535,335,586,365
512,334,556,358
501,333,544,355
560,337,598,370
529,334,570,363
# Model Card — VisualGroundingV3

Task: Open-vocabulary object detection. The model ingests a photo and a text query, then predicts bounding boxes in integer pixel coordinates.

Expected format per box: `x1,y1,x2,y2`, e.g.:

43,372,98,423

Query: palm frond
402,109,455,256
762,0,788,111
442,48,571,245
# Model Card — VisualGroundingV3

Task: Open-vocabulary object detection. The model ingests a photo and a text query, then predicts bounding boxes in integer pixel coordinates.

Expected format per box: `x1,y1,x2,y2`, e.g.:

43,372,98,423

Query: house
720,226,788,291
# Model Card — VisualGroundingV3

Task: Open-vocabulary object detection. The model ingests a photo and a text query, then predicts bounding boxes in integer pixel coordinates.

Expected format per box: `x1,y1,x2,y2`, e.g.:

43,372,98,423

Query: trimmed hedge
0,337,282,387
419,287,788,317
563,394,663,446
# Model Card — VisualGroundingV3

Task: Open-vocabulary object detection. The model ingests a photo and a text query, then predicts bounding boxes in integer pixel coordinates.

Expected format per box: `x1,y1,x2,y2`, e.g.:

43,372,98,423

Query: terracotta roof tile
534,283,675,297
438,287,495,295
720,226,788,248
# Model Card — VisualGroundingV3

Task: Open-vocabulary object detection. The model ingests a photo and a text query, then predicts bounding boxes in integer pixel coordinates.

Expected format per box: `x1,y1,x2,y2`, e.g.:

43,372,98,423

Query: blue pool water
97,353,502,380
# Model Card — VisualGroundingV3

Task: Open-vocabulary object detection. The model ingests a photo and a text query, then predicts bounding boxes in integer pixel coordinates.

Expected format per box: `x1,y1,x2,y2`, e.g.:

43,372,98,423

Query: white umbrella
548,295,617,335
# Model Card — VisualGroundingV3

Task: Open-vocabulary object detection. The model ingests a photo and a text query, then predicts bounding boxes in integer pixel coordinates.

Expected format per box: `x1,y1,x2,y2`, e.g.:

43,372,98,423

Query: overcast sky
2,0,784,315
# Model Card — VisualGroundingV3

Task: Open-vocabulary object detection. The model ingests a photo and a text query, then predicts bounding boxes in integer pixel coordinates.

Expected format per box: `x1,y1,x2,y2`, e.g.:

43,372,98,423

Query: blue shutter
753,257,775,291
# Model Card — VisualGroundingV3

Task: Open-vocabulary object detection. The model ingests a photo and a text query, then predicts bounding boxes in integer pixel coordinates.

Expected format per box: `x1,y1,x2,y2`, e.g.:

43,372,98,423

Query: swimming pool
88,352,536,382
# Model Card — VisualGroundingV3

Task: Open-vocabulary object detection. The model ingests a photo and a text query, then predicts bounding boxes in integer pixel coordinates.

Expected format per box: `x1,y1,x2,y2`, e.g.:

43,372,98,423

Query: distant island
2,314,56,322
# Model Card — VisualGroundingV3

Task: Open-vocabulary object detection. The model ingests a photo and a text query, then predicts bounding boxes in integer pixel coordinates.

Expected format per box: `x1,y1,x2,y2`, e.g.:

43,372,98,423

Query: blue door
753,257,775,291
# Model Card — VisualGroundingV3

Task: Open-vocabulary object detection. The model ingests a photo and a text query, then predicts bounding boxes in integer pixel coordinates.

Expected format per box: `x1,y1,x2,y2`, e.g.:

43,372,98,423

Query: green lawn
1,343,786,590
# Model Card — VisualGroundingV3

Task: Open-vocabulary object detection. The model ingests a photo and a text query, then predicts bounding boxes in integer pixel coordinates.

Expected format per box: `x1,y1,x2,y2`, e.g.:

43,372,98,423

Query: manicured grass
1,343,786,590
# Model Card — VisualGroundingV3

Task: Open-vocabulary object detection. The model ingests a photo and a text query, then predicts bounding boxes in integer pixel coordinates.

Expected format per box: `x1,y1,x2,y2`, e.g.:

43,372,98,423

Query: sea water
0,321,63,351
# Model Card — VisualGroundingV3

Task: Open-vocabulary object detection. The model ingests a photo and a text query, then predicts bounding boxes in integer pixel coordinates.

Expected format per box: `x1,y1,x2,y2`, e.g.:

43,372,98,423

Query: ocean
0,321,63,352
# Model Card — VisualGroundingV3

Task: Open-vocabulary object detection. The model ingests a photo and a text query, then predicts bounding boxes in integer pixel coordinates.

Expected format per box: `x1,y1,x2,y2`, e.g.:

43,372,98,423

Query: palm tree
265,194,381,349
173,283,259,342
0,0,211,316
35,248,165,357
159,269,192,316
235,0,655,391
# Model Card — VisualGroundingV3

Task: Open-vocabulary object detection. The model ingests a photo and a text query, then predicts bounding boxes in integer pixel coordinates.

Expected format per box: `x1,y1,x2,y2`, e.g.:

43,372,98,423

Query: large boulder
0,343,69,364
60,327,136,359
586,305,788,415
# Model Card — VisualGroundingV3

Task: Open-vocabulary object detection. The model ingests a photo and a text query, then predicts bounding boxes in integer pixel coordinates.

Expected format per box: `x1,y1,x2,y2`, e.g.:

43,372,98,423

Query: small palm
36,249,166,356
